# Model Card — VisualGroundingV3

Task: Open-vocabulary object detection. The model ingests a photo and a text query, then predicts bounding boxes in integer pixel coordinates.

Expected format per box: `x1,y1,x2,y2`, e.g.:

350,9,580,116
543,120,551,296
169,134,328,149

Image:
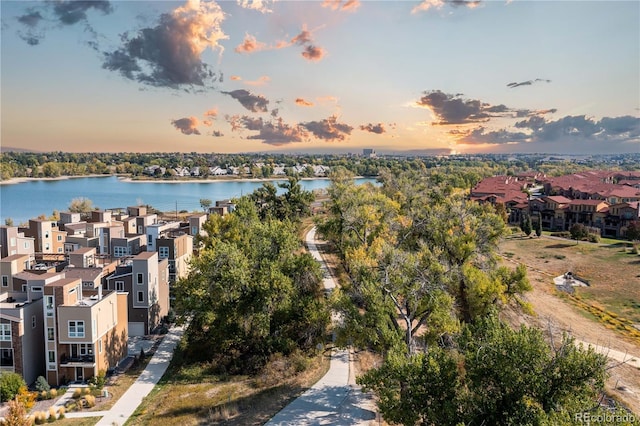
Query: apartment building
43,277,128,386
105,252,169,336
0,291,45,385
1,254,34,292
156,232,193,283
0,225,35,259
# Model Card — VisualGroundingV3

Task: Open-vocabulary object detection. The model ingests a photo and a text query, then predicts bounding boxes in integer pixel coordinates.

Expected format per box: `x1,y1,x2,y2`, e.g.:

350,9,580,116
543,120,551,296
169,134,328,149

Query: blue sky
1,0,639,155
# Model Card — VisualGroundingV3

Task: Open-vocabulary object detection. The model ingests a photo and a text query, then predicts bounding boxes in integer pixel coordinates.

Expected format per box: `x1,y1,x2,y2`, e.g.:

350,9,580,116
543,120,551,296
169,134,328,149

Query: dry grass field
124,351,330,426
499,233,640,414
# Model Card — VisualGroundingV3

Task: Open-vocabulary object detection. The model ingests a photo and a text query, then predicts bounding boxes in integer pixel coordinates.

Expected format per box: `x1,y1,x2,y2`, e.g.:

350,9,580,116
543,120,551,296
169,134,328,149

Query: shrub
0,372,26,402
16,386,35,411
35,376,50,393
34,411,47,425
88,370,106,391
587,234,600,243
84,394,96,408
48,388,57,398
48,406,58,421
57,406,65,416
83,387,91,395
72,388,82,399
39,390,48,400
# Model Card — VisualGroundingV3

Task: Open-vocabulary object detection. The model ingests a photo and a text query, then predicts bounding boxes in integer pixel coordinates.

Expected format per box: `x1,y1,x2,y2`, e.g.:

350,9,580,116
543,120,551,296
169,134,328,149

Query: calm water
0,176,377,225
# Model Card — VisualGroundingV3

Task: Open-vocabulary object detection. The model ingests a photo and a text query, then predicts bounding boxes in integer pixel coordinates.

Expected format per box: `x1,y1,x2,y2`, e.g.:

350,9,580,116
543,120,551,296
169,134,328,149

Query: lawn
499,234,640,334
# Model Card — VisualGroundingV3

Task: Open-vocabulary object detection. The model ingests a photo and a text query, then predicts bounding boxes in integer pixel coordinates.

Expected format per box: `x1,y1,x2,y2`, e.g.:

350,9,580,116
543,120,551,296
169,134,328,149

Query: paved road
265,227,376,425
60,324,185,425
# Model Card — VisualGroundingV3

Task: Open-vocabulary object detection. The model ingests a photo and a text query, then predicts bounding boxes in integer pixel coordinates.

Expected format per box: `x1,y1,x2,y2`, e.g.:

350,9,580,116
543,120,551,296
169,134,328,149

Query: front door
76,367,84,382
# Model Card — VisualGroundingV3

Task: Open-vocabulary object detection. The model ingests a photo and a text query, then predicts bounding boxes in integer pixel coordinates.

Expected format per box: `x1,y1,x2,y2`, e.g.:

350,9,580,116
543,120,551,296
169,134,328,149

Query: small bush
84,394,96,408
57,406,65,416
72,388,82,399
0,371,26,402
39,390,48,400
83,387,91,395
587,234,600,243
35,376,50,393
551,231,571,238
553,254,566,260
48,406,58,421
34,411,47,425
48,388,57,398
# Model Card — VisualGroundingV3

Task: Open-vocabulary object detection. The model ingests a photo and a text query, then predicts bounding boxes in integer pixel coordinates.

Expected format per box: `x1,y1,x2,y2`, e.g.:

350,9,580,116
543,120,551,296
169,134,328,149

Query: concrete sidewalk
63,324,185,425
265,227,376,425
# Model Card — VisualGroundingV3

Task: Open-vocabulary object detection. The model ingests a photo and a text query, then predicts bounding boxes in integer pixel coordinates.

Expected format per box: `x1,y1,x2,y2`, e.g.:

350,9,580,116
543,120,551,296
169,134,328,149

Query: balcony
60,354,95,366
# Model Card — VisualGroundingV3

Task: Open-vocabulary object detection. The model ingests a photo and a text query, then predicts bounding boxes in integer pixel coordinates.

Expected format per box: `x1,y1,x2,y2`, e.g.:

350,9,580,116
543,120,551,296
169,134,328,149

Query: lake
0,176,377,225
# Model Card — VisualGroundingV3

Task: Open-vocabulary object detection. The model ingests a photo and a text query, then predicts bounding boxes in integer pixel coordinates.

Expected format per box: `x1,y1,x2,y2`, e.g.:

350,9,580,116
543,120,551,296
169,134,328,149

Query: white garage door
128,322,145,336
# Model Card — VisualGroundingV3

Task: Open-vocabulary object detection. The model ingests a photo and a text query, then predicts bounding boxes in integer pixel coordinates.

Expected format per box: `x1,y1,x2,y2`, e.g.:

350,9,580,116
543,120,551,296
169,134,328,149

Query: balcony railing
60,354,95,365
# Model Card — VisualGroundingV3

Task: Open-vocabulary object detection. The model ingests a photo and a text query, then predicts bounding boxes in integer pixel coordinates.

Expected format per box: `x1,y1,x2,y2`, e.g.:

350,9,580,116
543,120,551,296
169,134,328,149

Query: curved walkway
60,324,185,425
265,227,376,425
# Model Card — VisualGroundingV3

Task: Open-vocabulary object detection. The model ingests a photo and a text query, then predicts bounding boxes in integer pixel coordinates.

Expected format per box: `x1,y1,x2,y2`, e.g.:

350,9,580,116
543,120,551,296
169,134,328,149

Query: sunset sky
1,0,639,155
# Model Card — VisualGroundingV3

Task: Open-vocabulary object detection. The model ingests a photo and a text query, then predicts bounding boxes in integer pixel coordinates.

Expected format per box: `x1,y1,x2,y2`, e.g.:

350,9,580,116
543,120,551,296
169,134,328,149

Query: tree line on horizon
2,151,638,184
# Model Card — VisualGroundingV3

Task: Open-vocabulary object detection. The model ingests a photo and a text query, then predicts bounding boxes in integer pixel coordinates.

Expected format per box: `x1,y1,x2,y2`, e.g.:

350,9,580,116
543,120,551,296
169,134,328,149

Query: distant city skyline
1,0,638,155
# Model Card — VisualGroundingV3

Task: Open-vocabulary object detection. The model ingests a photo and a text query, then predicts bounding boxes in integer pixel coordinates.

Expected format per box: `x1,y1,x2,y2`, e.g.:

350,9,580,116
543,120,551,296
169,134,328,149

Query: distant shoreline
0,174,111,186
0,174,364,186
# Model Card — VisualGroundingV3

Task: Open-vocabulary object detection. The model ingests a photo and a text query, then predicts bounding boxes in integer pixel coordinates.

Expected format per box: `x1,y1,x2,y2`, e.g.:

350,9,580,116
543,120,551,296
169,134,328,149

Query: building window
78,343,93,356
31,286,43,292
1,276,7,287
99,340,102,353
114,246,130,258
24,242,30,249
45,296,54,310
68,320,85,338
10,237,16,246
0,324,11,341
45,243,50,251
137,291,144,303
32,315,36,329
0,349,13,367
115,281,125,292
137,273,143,285
57,235,63,241
48,327,54,341
158,246,169,259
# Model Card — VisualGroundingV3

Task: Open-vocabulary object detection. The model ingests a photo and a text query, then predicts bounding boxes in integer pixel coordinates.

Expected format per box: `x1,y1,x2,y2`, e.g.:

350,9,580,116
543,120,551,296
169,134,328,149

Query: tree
359,315,609,426
570,223,589,244
520,212,532,237
68,197,94,213
533,214,542,237
0,372,26,402
175,199,329,372
625,220,640,241
4,218,14,226
321,170,529,357
199,198,212,211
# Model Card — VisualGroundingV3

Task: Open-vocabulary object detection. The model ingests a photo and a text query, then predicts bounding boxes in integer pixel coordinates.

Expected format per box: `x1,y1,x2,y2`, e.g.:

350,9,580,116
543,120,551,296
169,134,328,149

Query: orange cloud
230,75,242,81
235,34,267,53
322,0,361,12
245,76,270,86
204,108,218,118
295,98,314,107
302,45,325,61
